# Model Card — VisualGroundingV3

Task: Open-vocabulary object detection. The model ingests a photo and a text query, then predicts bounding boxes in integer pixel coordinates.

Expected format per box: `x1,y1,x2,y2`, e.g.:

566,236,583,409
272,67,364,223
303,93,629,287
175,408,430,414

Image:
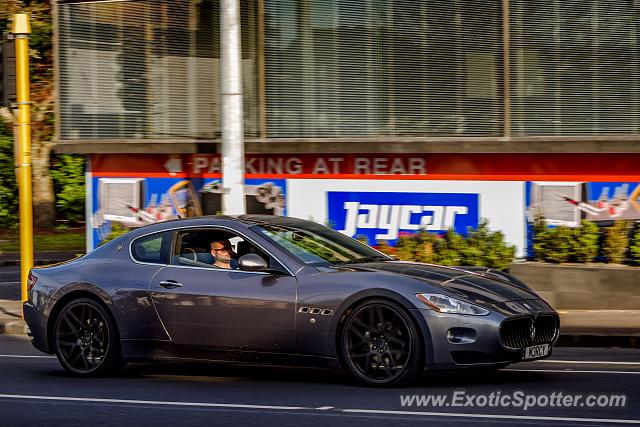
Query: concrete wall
510,263,640,310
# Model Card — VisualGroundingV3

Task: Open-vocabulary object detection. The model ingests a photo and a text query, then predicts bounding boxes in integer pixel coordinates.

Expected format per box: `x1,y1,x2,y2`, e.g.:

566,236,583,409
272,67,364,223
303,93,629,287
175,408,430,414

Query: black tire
339,299,423,387
53,297,124,377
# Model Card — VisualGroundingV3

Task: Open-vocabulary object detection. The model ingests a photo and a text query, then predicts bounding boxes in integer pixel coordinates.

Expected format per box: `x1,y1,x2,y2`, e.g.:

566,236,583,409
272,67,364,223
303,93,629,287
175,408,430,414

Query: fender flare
327,288,435,369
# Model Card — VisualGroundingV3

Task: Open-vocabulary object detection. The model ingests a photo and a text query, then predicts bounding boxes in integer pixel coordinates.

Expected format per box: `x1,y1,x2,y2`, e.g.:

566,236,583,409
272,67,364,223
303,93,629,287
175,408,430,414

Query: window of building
58,0,259,141
264,0,504,137
510,0,640,135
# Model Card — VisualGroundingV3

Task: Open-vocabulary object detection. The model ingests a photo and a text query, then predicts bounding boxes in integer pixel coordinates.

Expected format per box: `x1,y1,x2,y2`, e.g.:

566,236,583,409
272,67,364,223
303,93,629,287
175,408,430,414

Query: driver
210,239,239,269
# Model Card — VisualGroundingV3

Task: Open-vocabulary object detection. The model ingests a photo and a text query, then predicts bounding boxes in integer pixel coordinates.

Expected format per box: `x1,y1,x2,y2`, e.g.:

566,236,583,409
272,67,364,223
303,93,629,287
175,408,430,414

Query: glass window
510,0,640,135
58,0,259,140
131,231,172,264
265,0,504,137
173,229,268,270
252,222,391,266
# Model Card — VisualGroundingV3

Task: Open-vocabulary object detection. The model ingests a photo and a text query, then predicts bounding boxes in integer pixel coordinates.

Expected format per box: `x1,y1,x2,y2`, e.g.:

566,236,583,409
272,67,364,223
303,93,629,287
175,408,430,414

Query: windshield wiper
332,255,393,266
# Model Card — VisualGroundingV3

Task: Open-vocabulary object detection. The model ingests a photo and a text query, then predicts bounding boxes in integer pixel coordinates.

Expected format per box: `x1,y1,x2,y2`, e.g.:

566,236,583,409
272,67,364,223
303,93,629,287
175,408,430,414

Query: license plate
523,343,550,360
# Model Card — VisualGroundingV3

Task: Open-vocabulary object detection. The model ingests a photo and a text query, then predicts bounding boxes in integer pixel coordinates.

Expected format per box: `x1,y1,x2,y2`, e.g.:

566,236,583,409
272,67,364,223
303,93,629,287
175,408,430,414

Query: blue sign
327,191,479,245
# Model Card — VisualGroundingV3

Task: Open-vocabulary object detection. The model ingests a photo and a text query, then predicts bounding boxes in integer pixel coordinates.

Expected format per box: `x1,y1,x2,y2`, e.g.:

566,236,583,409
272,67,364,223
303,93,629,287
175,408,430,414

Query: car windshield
251,222,392,266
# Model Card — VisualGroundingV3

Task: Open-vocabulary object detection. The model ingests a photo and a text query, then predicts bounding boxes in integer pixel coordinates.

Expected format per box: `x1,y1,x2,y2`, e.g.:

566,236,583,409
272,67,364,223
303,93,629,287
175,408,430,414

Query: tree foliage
1,1,58,228
0,135,18,228
50,154,85,223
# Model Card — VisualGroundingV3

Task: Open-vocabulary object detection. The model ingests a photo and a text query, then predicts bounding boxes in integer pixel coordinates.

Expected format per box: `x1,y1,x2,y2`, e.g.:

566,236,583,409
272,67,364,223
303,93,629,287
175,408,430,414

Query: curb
557,334,639,349
0,320,28,336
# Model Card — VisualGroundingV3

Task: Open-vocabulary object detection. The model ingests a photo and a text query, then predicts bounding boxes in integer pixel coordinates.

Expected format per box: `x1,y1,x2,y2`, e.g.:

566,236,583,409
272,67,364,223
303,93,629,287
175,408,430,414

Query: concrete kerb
0,320,28,336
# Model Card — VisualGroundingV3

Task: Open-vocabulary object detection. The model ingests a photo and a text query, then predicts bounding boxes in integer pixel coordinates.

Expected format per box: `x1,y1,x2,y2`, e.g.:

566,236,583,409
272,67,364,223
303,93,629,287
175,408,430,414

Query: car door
149,228,298,353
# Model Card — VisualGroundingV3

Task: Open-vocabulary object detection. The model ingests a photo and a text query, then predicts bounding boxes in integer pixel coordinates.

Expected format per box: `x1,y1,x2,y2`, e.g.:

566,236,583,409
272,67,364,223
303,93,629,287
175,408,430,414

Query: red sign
91,153,640,181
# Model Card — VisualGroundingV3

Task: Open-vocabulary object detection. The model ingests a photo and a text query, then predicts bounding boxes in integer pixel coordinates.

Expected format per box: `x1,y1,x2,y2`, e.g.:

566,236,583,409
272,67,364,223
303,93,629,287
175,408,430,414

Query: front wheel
53,297,124,377
340,299,423,386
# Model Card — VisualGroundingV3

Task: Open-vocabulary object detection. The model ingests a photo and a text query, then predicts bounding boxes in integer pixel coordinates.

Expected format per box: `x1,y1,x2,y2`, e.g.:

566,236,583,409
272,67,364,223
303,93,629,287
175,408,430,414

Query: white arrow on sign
164,156,183,175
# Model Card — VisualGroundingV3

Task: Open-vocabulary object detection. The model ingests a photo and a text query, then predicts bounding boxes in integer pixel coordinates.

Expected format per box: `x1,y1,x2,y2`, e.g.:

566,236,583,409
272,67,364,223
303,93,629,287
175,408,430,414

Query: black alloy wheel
53,298,123,376
340,300,423,386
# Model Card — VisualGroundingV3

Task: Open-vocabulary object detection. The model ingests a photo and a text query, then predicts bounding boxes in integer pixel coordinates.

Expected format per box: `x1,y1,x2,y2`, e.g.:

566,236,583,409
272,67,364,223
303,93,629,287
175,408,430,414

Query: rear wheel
340,299,423,386
53,298,124,376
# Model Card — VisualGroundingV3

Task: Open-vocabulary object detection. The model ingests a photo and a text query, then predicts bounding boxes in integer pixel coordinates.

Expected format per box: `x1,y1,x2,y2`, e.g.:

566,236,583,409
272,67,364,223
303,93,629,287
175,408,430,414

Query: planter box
509,262,640,310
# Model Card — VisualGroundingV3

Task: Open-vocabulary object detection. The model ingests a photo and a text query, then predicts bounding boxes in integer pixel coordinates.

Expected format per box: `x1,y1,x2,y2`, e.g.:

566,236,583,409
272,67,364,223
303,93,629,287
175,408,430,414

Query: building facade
54,0,640,254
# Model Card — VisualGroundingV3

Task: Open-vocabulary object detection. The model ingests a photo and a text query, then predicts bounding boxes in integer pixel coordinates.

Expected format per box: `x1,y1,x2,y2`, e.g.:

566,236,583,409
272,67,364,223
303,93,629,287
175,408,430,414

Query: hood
334,261,539,304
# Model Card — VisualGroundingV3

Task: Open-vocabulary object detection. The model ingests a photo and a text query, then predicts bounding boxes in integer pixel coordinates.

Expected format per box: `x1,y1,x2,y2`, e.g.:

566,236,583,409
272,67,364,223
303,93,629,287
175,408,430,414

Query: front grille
500,315,559,349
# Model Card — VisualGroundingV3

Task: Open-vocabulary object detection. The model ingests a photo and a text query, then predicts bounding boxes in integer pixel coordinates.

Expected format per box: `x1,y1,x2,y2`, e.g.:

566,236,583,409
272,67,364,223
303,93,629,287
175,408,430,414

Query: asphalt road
0,265,19,300
0,335,638,426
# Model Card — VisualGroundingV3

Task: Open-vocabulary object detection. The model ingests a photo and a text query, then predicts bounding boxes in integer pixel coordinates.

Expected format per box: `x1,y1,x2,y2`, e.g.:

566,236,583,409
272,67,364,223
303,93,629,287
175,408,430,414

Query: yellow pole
11,14,33,306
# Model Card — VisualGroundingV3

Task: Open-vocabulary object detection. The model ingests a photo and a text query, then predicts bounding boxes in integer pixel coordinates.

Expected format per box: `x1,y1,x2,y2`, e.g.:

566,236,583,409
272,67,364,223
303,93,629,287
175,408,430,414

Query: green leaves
50,154,85,223
630,224,640,265
379,220,516,270
0,135,18,228
602,220,630,264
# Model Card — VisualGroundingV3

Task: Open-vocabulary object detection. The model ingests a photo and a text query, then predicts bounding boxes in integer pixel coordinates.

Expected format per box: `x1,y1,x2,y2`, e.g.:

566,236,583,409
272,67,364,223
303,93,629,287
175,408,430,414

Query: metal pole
220,0,246,215
12,14,33,306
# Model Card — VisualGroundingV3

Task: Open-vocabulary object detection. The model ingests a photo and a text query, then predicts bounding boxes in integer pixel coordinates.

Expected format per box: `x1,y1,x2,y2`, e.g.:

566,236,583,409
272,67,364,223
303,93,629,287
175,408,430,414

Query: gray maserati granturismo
23,215,559,386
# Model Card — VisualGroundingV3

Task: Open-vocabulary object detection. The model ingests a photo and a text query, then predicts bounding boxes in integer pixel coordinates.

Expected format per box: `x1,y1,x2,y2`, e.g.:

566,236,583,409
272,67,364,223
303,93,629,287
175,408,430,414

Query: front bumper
413,308,558,371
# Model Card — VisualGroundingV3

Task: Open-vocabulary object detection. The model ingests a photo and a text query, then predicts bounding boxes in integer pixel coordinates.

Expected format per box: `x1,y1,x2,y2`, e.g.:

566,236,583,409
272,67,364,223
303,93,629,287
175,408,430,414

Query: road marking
538,360,640,366
0,394,310,411
507,368,640,375
341,409,640,424
0,394,637,424
0,355,55,359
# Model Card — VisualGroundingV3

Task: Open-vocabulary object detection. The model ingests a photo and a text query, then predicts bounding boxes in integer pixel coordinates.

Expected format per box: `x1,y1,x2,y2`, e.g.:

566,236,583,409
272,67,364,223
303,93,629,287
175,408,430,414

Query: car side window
172,229,272,271
131,231,172,264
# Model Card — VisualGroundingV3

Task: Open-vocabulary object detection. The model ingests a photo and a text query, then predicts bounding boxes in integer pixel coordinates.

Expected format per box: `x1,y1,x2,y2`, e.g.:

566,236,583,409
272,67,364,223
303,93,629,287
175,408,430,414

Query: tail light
27,271,37,291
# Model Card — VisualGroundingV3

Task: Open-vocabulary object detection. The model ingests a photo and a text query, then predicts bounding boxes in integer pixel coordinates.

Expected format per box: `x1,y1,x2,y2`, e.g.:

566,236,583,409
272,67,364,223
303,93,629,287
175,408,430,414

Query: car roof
123,215,317,239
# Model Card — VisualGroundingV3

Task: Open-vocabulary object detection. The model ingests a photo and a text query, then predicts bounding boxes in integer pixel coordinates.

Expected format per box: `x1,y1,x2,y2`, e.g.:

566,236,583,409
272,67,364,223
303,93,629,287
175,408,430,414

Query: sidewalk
0,298,638,347
0,299,27,335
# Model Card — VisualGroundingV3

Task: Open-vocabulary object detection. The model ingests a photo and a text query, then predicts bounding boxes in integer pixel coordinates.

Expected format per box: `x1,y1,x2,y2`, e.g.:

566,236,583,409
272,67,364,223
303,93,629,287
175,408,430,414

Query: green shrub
533,226,574,263
602,220,629,264
99,222,130,246
434,228,467,266
630,223,640,265
396,230,437,263
375,240,394,256
461,220,516,269
50,154,86,223
571,220,599,263
374,221,515,269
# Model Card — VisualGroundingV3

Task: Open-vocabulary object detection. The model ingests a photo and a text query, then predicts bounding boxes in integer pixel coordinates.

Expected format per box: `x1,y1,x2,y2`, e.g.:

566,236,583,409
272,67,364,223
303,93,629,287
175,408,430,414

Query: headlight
416,293,489,316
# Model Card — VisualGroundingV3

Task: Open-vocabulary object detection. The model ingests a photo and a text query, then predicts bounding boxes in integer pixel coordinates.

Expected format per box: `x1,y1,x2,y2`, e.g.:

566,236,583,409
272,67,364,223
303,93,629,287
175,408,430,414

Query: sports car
23,215,559,386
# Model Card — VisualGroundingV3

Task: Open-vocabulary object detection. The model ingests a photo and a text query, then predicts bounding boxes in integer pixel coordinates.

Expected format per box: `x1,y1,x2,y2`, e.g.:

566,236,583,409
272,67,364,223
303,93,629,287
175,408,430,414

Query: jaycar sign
327,191,479,244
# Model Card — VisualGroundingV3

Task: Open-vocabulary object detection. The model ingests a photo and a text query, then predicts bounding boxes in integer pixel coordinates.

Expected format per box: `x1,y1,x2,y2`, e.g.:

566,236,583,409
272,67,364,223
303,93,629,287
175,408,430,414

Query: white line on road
0,355,55,359
0,394,310,411
539,360,640,366
507,368,640,375
0,394,637,424
341,409,640,425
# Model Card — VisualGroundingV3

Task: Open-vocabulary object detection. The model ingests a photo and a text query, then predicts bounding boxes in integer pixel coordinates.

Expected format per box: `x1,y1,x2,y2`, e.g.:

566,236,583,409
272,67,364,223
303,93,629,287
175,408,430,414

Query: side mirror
238,253,269,271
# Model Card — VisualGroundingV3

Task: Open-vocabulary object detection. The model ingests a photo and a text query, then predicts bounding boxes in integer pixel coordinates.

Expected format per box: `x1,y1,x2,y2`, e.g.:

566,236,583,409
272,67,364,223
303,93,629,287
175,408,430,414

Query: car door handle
159,280,183,289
